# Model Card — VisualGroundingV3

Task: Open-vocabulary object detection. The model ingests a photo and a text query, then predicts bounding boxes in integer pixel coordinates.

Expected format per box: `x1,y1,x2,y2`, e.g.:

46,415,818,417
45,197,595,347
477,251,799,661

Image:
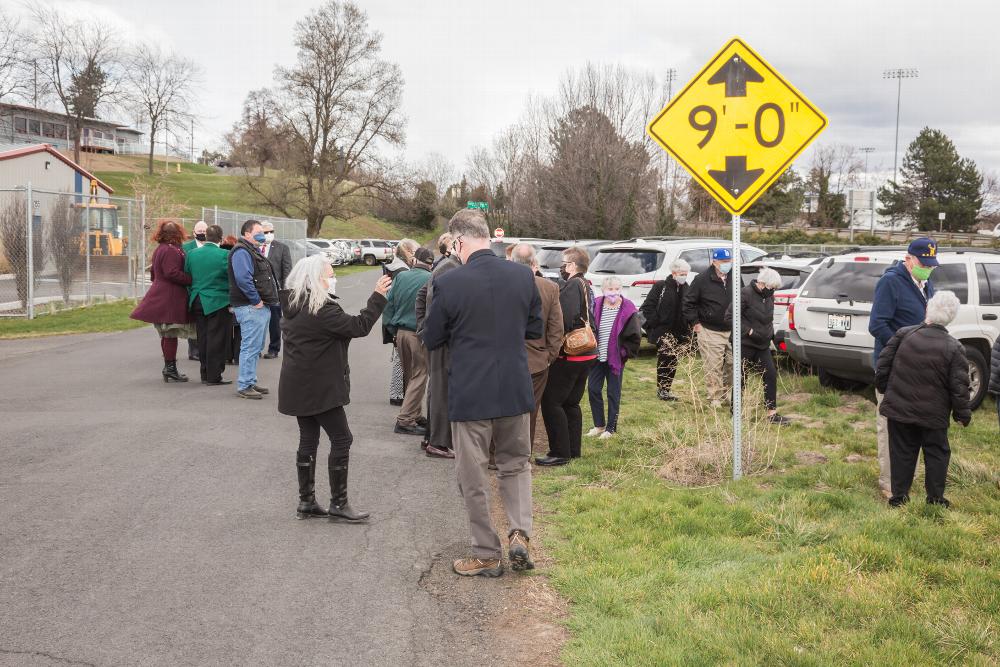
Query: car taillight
778,340,787,351
774,292,794,307
854,256,870,262
788,301,796,330
632,280,656,287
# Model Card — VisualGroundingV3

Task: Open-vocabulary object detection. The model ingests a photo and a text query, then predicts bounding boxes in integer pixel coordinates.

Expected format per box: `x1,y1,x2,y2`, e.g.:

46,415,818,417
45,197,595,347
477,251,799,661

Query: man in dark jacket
640,258,691,401
260,221,293,359
185,224,232,386
422,209,543,578
228,219,280,399
989,336,1000,429
875,291,970,508
868,237,938,497
683,248,734,407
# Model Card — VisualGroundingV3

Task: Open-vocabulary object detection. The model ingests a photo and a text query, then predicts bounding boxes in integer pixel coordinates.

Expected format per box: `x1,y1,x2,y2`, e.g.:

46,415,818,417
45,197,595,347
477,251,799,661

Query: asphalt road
0,269,516,667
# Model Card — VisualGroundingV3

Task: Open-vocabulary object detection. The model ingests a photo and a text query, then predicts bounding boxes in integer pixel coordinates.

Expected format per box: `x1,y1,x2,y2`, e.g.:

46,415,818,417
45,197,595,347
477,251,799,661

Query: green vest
184,243,231,315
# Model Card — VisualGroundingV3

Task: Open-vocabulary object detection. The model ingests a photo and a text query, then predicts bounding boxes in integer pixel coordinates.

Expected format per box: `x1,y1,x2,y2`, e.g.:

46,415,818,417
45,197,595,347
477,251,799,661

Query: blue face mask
718,262,733,274
252,233,266,243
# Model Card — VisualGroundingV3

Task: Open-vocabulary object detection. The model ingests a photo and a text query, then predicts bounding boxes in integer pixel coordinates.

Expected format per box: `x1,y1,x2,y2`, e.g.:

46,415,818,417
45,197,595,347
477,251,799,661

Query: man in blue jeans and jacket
868,237,938,496
228,219,280,399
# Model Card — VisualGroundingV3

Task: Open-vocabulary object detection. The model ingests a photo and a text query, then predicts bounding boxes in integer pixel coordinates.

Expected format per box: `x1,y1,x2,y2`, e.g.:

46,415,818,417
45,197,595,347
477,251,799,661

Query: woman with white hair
640,257,693,401
725,266,789,425
875,290,971,508
278,255,392,522
585,275,642,440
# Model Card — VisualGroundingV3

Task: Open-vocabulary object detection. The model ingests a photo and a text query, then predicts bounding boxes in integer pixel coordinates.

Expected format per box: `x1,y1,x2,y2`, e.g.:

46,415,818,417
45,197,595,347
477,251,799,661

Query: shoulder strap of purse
579,279,591,326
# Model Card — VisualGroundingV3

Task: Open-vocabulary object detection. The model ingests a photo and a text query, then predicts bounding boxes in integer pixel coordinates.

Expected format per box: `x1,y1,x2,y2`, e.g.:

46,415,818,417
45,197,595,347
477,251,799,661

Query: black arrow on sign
709,156,765,198
707,55,764,97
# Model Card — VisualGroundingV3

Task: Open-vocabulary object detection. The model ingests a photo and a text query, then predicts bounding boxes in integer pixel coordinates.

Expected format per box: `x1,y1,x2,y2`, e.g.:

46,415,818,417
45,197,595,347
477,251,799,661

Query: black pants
887,419,951,502
225,313,241,364
297,406,353,460
187,338,198,360
267,304,282,354
193,296,229,383
541,358,595,459
741,346,777,410
655,335,681,392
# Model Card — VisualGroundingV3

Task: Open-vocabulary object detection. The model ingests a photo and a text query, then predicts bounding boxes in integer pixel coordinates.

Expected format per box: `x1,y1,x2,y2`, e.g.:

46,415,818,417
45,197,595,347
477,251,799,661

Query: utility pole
189,117,194,163
859,146,876,188
663,68,678,216
883,68,918,185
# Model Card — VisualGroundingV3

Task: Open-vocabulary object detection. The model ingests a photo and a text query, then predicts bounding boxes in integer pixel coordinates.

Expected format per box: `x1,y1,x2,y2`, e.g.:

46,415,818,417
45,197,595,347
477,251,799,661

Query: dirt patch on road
414,469,568,667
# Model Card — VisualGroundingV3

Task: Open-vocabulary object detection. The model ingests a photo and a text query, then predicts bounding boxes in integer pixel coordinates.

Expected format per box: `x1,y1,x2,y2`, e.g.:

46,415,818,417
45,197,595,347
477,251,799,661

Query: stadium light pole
859,146,876,188
883,68,919,185
663,68,678,214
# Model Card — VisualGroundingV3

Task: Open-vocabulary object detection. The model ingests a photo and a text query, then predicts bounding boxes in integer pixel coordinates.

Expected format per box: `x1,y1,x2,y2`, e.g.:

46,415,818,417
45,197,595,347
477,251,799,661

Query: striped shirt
598,303,619,362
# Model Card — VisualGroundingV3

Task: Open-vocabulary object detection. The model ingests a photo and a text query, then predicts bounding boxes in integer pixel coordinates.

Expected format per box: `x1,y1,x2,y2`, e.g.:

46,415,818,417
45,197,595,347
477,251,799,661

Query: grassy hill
91,155,436,242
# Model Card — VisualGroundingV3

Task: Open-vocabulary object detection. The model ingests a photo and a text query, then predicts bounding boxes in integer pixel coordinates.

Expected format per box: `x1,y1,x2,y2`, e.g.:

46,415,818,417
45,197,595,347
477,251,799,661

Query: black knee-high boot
328,454,369,522
296,454,327,519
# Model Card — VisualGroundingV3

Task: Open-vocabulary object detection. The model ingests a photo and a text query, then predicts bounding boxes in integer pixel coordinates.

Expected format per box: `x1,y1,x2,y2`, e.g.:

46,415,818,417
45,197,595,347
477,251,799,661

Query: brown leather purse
563,280,597,355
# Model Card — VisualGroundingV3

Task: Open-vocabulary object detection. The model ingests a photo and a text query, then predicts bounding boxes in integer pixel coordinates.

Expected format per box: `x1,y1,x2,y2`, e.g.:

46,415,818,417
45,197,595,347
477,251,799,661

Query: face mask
605,290,621,303
673,273,688,283
194,233,206,242
718,262,732,274
559,268,570,281
911,264,934,281
264,232,275,242
326,277,337,296
252,232,266,243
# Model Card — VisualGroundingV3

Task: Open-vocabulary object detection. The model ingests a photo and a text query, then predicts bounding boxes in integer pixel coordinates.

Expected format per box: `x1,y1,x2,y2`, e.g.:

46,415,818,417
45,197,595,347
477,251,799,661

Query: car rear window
372,241,390,248
309,240,330,248
741,267,810,290
801,261,892,301
537,247,565,268
931,263,969,303
590,249,665,275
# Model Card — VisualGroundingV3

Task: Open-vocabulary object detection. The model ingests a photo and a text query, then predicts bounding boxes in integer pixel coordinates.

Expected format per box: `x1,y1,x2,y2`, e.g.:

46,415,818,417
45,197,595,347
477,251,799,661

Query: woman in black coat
639,258,692,401
725,267,789,425
989,335,1000,429
278,255,392,522
874,290,971,508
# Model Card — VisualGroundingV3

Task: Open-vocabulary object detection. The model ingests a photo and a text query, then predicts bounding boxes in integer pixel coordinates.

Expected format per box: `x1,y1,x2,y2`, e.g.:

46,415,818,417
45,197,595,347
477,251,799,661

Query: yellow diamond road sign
648,37,827,215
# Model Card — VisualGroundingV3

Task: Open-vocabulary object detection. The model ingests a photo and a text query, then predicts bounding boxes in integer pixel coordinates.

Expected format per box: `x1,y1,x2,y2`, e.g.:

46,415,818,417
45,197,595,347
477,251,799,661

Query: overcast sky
18,0,1000,180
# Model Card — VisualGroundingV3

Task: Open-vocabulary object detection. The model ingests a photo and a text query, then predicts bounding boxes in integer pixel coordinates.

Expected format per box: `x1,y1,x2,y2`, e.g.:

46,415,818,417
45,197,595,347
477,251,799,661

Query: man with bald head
182,221,209,360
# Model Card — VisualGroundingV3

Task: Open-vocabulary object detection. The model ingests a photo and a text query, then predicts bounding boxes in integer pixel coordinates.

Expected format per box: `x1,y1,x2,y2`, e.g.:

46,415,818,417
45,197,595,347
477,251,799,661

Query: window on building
28,119,41,135
42,122,55,138
14,117,26,133
53,123,67,138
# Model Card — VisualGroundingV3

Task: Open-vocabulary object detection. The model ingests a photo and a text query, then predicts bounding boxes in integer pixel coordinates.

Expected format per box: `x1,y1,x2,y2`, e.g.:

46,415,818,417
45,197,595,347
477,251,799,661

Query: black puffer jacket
682,266,733,332
989,336,1000,395
875,323,971,429
640,276,691,345
724,283,775,350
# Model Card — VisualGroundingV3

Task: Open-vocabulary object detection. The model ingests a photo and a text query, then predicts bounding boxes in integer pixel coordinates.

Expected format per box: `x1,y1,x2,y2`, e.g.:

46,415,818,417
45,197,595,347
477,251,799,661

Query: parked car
358,239,394,265
977,223,1000,238
537,240,611,280
488,237,553,258
740,259,820,348
584,238,766,305
331,239,363,264
784,249,1000,408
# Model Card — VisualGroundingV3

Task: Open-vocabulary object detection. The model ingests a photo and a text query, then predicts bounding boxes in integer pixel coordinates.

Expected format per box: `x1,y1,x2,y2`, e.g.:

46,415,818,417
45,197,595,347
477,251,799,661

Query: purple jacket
593,296,642,376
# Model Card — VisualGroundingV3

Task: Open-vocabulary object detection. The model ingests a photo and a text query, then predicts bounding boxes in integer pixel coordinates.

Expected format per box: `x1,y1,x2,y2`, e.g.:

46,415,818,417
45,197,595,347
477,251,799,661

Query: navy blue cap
907,237,939,266
711,248,732,261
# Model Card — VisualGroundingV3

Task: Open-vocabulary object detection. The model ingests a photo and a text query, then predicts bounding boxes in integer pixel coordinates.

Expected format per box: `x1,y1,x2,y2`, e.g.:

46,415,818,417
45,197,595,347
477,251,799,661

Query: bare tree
227,89,287,177
978,171,1000,223
27,3,122,163
243,1,406,236
0,10,28,102
46,195,82,303
416,152,456,198
807,144,864,227
124,45,200,175
0,196,38,308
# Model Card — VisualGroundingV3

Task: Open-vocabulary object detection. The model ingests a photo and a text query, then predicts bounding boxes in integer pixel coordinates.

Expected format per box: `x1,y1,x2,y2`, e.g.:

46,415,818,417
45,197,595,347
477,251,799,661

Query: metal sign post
85,197,92,305
731,213,742,479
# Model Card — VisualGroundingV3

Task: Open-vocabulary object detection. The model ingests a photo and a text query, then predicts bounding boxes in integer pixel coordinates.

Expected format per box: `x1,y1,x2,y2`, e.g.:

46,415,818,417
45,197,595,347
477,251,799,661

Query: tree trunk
307,214,323,238
148,136,155,175
73,121,82,165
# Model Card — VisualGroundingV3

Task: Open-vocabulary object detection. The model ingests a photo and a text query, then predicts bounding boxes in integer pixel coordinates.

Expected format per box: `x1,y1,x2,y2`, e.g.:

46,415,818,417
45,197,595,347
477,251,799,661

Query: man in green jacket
383,243,433,435
184,224,232,385
181,221,209,360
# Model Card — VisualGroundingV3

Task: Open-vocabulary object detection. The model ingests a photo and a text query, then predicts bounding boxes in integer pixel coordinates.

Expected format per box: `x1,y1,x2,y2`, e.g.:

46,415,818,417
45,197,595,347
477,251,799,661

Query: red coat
131,243,193,324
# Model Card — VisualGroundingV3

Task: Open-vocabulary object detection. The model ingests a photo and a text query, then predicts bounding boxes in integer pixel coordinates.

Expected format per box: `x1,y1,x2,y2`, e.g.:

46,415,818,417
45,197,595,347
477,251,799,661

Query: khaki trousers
396,329,427,426
875,390,891,492
452,413,533,559
697,327,733,402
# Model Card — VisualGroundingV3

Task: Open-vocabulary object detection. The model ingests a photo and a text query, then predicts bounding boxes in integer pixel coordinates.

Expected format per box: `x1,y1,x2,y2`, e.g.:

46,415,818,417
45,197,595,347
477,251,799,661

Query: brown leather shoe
508,529,534,571
453,557,503,577
425,445,455,459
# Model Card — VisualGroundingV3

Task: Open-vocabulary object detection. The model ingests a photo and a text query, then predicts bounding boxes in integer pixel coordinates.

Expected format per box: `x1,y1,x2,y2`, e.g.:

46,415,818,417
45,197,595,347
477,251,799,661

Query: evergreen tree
878,127,983,232
745,169,806,228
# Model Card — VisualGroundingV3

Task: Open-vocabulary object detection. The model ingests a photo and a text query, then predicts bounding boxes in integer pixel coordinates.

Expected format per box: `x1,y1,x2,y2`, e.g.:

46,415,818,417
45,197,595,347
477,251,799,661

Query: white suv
584,237,766,304
784,249,1000,408
358,239,394,265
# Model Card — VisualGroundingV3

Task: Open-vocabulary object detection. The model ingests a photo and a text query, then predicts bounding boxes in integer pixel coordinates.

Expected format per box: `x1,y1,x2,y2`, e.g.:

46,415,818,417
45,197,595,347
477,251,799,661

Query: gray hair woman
278,255,392,522
875,290,971,508
639,258,693,401
725,266,788,424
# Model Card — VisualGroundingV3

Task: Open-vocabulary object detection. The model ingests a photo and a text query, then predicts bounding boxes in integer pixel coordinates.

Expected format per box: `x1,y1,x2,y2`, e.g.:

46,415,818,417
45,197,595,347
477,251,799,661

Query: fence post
213,205,218,228
26,183,34,319
85,196,92,305
140,195,147,294
127,199,135,299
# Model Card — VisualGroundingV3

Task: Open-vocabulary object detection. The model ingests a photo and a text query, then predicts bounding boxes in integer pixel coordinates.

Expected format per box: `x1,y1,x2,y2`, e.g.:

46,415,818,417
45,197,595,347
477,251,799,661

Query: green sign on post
466,201,489,211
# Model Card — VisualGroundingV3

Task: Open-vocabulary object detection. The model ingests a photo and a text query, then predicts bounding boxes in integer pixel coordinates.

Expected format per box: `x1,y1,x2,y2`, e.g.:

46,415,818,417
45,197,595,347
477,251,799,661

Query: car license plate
828,313,851,331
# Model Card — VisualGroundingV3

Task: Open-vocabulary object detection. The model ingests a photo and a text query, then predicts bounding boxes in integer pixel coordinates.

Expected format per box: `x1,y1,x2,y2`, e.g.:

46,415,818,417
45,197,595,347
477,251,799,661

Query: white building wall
0,150,112,197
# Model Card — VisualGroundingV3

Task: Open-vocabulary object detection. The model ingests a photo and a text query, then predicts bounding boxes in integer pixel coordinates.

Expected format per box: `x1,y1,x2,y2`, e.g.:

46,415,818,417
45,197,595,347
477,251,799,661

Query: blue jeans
588,361,623,433
234,305,270,390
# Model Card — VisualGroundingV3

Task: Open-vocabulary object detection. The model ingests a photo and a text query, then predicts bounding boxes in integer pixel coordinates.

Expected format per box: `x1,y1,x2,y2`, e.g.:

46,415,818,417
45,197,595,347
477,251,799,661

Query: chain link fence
0,186,147,318
201,207,308,264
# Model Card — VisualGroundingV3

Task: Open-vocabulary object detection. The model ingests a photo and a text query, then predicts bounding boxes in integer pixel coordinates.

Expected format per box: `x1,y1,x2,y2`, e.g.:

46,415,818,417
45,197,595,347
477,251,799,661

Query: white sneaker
585,427,605,437
598,431,615,440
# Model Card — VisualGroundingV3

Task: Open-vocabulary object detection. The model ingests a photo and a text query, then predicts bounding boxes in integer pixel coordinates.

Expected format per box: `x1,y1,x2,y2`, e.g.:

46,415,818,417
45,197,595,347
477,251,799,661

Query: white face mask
264,232,275,243
326,276,337,296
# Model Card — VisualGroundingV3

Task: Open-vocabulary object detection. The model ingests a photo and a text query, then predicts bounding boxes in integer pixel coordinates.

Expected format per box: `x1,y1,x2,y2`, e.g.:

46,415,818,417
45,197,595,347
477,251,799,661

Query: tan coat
527,275,564,375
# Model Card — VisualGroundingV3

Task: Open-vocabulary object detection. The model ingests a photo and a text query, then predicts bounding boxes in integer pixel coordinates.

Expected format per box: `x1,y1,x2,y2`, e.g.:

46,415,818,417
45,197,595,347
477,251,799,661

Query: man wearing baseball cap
869,236,938,498
682,247,735,408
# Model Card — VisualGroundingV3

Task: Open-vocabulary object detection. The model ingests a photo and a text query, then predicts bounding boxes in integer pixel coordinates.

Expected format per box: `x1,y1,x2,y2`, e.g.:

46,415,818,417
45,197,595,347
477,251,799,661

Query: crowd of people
128,215,997,577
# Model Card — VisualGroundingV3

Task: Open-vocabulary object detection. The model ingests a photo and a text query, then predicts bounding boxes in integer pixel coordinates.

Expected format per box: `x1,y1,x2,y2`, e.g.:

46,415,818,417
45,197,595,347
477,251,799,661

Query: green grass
95,167,255,219
0,299,144,338
319,214,440,244
535,351,1000,666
